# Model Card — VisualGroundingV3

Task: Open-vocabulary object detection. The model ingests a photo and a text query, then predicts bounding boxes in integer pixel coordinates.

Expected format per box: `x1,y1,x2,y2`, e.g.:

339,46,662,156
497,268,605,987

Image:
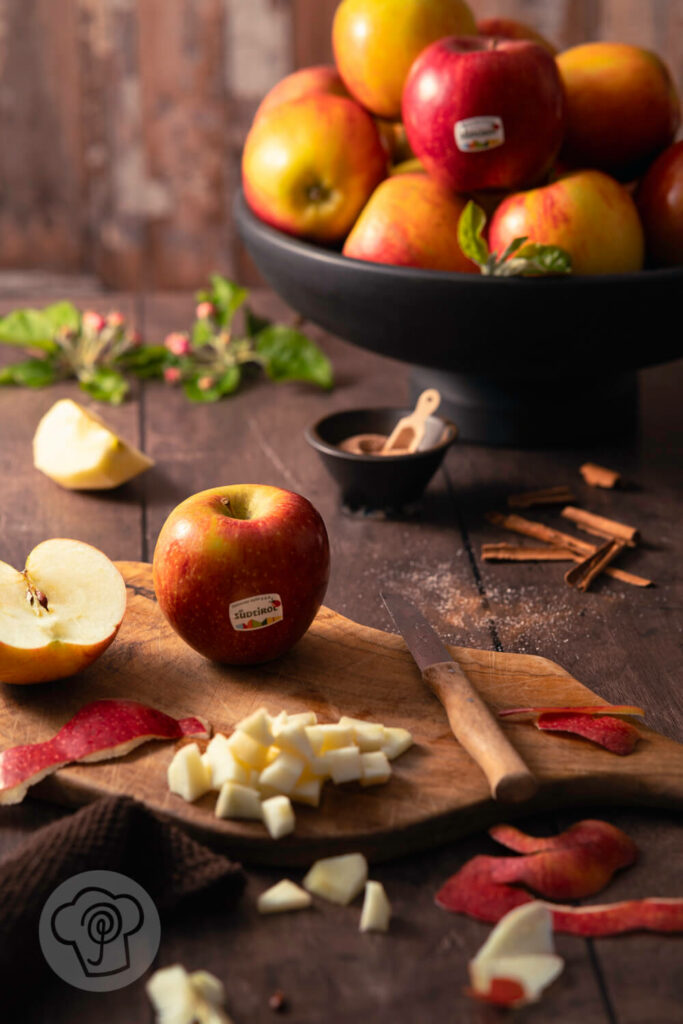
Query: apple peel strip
436,819,683,937
0,698,210,805
499,705,644,755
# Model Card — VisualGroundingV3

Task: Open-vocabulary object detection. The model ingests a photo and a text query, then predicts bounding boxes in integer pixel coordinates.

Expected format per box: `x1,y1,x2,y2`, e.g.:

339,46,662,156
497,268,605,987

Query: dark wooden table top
0,283,682,1023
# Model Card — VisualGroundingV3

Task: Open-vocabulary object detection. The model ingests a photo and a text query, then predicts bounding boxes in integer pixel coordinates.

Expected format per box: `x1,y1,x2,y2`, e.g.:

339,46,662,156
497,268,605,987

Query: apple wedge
33,398,153,490
0,538,127,684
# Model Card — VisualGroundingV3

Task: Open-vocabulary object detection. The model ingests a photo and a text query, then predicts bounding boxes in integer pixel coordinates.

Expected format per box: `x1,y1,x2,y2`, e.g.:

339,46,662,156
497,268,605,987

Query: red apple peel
499,705,643,755
465,977,527,1007
0,698,210,805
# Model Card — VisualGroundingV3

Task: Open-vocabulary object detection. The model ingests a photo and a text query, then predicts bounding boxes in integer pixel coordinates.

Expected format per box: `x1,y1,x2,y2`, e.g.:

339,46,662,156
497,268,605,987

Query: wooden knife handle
422,660,537,803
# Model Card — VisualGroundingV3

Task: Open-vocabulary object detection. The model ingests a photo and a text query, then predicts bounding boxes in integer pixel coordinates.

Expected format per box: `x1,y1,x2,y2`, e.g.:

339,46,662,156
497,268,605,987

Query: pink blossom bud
82,310,106,333
128,329,142,347
197,375,215,391
196,301,215,319
106,310,126,328
163,366,182,384
164,332,191,356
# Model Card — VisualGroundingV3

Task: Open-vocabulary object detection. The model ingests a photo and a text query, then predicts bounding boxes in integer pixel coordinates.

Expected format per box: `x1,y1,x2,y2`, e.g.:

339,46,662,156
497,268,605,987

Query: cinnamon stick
565,538,627,592
561,506,639,547
482,543,574,562
507,486,575,509
487,511,653,587
580,462,621,489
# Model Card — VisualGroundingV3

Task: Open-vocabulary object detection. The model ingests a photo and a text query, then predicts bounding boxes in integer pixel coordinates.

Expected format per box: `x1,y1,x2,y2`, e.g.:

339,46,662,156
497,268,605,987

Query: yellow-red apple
332,0,477,120
343,172,478,272
557,42,681,181
635,140,683,267
242,94,387,242
477,17,556,54
488,170,645,275
253,65,350,125
403,36,565,192
0,539,126,684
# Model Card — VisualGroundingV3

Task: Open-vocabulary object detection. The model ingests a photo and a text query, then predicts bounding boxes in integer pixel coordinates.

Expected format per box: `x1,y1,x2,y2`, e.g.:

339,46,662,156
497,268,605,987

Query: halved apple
33,398,153,490
0,538,126,684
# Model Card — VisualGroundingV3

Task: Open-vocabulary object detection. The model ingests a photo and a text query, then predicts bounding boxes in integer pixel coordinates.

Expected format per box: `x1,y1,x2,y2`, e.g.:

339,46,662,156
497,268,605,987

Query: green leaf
457,200,490,268
41,300,81,334
497,236,529,265
191,318,214,348
0,357,58,388
116,344,170,378
183,366,241,403
0,309,61,351
516,242,573,276
202,274,249,328
244,306,272,338
79,367,129,405
255,324,333,389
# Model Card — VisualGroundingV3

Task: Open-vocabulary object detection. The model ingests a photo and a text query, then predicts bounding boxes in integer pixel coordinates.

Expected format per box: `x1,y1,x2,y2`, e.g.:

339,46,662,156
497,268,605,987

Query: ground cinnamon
580,463,621,488
507,486,575,509
565,538,627,592
561,506,639,547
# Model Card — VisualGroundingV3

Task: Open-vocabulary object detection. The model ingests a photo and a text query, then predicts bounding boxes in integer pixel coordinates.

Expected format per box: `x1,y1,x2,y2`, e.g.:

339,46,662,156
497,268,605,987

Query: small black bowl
305,407,457,512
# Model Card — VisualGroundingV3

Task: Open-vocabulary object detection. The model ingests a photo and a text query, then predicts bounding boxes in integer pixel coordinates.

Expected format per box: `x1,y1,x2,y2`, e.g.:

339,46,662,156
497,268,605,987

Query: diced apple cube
360,750,392,787
317,745,362,784
305,723,354,754
215,781,262,821
381,726,413,760
204,733,250,789
226,729,270,770
285,711,318,728
261,794,296,839
291,775,323,807
258,751,305,795
257,879,312,914
359,880,391,932
234,707,273,747
146,964,197,1021
339,716,385,751
167,743,212,802
271,719,315,761
303,853,368,905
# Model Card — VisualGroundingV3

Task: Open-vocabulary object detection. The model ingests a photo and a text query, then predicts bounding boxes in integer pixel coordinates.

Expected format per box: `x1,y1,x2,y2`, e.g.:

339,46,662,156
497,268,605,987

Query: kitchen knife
381,591,537,803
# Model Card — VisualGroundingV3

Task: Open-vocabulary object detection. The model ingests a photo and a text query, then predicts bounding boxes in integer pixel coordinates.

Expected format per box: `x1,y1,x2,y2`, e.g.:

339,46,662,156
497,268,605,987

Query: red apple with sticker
635,140,683,267
152,485,330,665
343,172,478,272
556,42,681,182
488,170,644,275
242,93,387,242
402,36,565,193
332,0,477,120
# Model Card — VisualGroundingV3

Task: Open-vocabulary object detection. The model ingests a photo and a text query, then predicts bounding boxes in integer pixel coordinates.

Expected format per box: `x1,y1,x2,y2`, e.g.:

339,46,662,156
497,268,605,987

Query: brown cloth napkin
0,796,245,1006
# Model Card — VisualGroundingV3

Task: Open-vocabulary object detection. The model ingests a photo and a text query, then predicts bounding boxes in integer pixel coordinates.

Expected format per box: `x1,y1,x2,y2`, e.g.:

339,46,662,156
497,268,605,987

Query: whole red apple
333,0,477,120
242,93,387,242
636,141,683,267
343,172,478,272
152,484,330,665
253,65,350,125
488,170,644,275
477,16,557,54
557,42,681,181
402,36,565,192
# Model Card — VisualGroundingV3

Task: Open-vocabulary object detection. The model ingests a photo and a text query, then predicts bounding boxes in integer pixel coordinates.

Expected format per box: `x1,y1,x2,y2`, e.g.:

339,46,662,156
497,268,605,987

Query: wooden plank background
0,0,680,289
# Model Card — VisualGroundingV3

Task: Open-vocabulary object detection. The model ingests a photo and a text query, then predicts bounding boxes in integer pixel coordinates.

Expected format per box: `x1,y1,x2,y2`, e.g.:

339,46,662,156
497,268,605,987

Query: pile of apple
241,0,683,274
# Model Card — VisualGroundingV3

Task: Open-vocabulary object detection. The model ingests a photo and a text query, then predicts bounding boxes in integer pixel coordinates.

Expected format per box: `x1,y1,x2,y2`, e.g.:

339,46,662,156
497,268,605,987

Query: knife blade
381,591,537,803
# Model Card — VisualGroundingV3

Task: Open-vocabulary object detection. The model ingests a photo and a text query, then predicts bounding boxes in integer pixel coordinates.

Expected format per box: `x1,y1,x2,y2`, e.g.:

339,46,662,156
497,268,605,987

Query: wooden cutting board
2,562,683,865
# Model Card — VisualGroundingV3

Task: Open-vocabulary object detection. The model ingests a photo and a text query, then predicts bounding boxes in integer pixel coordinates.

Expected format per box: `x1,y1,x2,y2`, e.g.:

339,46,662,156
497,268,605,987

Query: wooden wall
0,0,680,290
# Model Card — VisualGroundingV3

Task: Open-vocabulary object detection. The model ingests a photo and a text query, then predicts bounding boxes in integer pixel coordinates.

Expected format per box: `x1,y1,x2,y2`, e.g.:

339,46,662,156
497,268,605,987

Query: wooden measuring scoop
382,389,441,454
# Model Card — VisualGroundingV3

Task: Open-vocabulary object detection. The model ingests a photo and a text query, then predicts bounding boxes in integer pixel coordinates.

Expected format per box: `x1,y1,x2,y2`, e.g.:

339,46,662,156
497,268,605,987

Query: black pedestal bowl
234,189,683,445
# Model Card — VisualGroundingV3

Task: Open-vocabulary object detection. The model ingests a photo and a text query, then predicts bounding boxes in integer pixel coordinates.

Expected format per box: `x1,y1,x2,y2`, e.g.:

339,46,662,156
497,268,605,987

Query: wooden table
1,283,681,1023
